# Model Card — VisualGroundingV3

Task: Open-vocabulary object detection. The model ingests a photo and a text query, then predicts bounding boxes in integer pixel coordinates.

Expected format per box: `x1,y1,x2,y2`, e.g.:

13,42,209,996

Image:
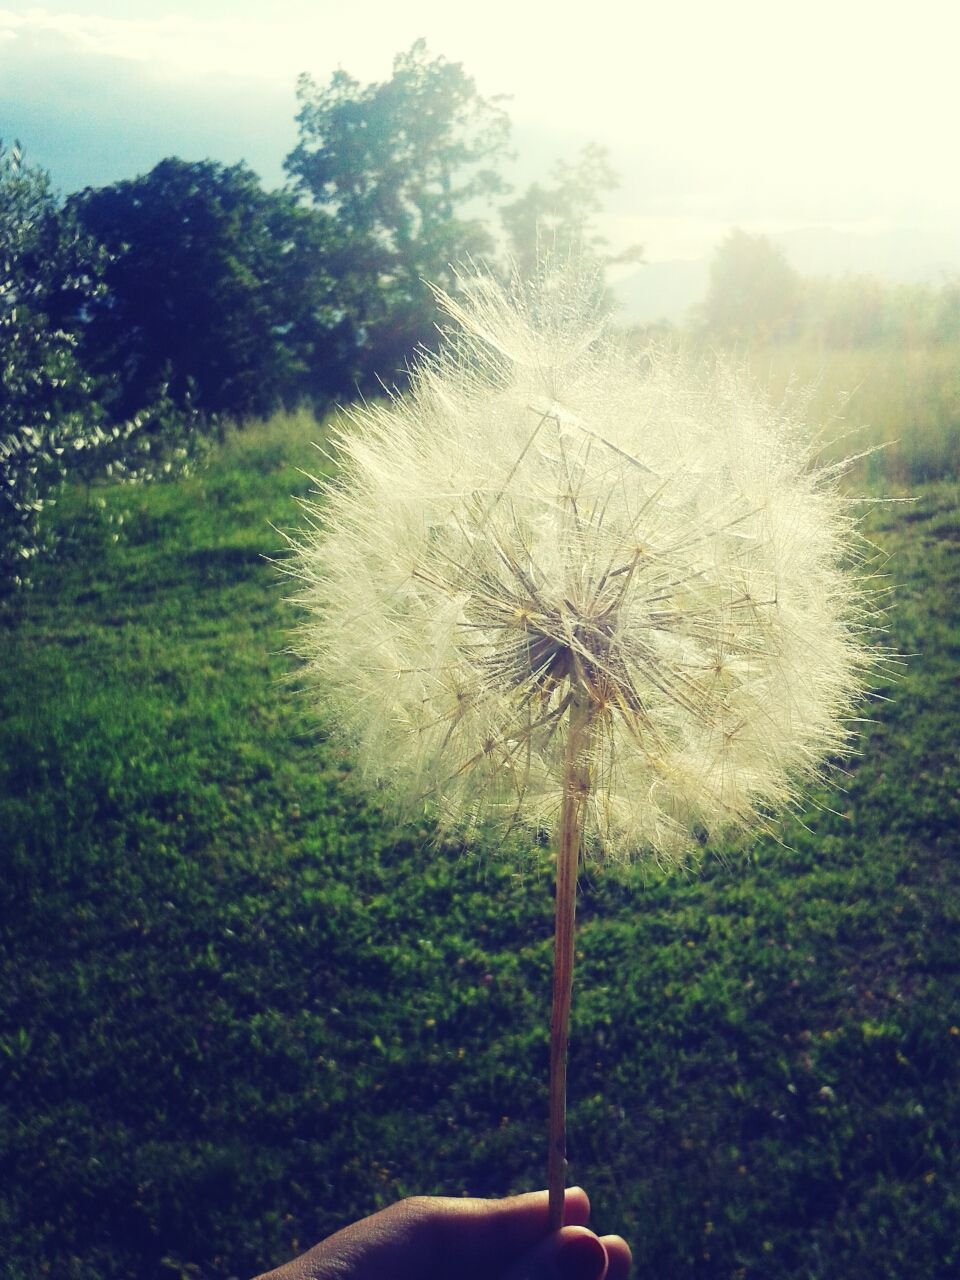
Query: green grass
741,339,960,486
1,410,958,1279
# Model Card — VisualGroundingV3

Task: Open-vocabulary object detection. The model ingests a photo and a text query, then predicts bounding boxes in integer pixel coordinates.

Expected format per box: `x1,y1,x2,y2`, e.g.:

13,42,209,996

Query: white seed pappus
288,267,876,863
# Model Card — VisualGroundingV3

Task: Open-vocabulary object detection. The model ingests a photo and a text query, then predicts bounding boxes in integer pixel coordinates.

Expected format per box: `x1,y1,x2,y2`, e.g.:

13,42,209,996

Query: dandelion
287,262,876,1226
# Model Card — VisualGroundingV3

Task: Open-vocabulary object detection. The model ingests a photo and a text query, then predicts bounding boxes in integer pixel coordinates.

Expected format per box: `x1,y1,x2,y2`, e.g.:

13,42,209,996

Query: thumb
502,1225,608,1280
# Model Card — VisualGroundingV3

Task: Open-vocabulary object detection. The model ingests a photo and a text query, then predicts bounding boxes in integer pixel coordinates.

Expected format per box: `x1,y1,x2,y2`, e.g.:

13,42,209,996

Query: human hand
253,1185,631,1280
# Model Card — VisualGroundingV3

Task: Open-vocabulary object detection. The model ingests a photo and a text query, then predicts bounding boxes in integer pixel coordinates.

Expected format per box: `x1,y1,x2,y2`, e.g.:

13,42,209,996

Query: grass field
1,408,958,1279
738,339,960,487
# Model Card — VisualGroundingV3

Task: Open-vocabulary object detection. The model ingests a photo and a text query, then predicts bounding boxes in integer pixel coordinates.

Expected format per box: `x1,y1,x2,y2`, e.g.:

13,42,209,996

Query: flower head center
499,598,621,703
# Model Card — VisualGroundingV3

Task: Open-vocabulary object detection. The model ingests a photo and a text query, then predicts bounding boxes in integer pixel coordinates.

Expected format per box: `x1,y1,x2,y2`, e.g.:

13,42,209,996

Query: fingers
560,1185,592,1228
414,1186,631,1280
500,1223,632,1280
263,1188,632,1280
599,1234,632,1280
422,1185,592,1268
501,1225,608,1280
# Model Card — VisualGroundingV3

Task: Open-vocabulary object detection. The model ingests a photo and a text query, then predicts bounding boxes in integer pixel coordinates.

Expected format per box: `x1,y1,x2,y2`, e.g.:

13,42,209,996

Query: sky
2,0,960,280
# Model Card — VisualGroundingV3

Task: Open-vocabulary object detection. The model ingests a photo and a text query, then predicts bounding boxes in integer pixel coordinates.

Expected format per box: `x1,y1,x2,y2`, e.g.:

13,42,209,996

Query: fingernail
557,1232,606,1280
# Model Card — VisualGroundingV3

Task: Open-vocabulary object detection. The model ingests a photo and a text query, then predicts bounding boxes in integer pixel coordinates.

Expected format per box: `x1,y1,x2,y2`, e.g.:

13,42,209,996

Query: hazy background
3,0,960,320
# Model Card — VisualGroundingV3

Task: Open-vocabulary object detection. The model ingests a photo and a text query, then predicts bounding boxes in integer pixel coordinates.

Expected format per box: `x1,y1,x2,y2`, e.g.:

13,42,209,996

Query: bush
0,143,204,590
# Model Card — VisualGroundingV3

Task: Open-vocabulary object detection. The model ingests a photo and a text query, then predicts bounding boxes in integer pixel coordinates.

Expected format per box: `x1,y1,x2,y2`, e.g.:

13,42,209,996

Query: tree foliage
0,142,112,585
0,146,202,590
0,142,103,434
699,228,799,340
285,39,512,382
796,274,960,348
69,158,348,420
502,143,643,282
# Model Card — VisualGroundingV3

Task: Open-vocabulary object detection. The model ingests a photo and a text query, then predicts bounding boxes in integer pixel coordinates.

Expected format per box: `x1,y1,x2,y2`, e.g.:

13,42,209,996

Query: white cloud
0,6,306,83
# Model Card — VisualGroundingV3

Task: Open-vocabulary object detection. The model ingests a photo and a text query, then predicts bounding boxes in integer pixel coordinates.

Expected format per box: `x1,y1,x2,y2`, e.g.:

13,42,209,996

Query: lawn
1,410,958,1279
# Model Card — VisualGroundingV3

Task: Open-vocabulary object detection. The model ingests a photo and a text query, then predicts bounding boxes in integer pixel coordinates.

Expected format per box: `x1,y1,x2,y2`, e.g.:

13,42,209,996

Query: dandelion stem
548,687,593,1231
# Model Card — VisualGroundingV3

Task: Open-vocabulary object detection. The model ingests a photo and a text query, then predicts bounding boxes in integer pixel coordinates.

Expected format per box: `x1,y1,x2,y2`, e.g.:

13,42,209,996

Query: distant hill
615,223,960,326
613,259,709,326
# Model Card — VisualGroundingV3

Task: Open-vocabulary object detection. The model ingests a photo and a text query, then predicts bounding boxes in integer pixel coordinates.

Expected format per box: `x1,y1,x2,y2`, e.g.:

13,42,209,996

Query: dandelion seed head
290,265,877,864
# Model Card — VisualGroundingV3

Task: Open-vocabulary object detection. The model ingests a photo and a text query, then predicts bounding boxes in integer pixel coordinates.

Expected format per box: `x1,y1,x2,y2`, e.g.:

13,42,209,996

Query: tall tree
0,142,108,584
700,228,799,341
0,142,103,432
501,143,644,283
70,158,344,419
285,39,512,382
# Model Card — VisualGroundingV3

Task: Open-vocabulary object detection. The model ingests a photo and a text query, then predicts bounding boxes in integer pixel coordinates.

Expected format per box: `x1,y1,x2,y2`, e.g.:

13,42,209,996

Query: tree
69,158,345,420
1,145,207,590
285,39,512,383
0,141,109,585
0,142,104,429
800,274,887,348
935,276,960,342
501,143,643,283
699,228,799,341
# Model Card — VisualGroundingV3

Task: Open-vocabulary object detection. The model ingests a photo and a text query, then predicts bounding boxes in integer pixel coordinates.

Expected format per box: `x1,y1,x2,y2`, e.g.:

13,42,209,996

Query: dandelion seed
287,260,879,1226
